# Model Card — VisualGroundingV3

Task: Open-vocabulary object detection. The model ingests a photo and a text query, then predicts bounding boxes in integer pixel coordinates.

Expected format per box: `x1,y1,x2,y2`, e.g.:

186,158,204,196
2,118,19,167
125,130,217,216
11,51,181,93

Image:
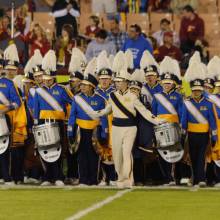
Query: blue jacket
152,89,183,123
121,35,153,68
181,96,217,141
67,92,108,138
95,86,115,101
33,83,72,121
0,76,21,110
142,82,162,104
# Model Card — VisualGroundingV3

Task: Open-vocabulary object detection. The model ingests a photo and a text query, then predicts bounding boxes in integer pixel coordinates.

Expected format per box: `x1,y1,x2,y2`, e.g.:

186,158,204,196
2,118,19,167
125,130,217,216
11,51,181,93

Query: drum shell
154,123,181,148
33,123,60,147
0,115,9,137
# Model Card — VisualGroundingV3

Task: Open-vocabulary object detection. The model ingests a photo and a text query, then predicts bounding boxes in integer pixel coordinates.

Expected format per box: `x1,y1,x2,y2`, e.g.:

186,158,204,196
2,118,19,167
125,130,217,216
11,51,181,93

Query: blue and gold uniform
96,86,115,101
68,92,108,185
152,89,183,123
34,83,72,122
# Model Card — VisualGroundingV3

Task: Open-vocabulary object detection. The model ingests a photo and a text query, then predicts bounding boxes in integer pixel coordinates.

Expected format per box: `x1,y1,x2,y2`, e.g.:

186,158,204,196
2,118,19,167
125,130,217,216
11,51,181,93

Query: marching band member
96,51,165,188
64,48,86,185
68,57,109,186
182,60,217,187
205,56,220,186
0,44,22,185
140,50,162,107
152,56,183,185
33,50,72,186
96,51,117,186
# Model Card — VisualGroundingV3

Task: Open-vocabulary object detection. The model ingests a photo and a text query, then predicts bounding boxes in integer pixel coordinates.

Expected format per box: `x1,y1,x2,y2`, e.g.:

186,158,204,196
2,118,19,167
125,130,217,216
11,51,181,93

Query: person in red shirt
55,24,76,67
156,31,182,62
0,16,10,41
85,15,101,39
26,23,51,57
179,5,205,54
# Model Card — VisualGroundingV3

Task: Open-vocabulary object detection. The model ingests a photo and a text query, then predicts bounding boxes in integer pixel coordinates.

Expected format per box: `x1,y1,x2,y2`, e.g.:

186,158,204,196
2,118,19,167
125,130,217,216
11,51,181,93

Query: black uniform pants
66,150,79,179
78,128,98,185
0,148,11,182
188,132,209,185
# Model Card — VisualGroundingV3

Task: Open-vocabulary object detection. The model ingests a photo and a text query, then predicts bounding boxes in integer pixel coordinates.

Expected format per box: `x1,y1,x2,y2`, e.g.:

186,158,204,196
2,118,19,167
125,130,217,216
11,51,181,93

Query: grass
0,188,116,220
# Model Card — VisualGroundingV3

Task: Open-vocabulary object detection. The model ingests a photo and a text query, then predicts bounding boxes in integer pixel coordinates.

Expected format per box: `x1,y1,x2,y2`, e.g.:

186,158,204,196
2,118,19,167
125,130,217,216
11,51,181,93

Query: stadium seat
197,0,218,13
126,13,150,34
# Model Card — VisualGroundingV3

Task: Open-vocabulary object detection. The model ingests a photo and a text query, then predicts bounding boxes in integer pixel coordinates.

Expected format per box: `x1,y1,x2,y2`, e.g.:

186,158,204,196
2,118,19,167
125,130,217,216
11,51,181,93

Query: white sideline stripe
65,189,132,220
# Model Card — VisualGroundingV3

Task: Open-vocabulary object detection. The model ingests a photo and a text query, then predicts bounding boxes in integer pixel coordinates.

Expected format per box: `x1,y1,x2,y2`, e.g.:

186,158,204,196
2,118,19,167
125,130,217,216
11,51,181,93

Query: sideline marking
65,189,132,220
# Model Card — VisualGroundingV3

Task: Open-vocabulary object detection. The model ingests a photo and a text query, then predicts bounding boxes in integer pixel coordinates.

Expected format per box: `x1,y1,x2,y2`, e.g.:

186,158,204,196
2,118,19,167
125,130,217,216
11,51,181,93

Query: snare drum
33,122,60,147
154,122,181,148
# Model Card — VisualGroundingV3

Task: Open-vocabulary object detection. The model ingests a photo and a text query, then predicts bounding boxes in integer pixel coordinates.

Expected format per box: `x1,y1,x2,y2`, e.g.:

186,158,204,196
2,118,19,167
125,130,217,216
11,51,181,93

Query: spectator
34,0,52,12
85,29,116,61
52,0,80,37
26,23,51,57
56,24,76,67
148,0,171,12
15,4,31,36
170,0,198,14
0,16,10,41
107,18,127,52
92,0,117,14
179,5,205,54
152,18,179,47
155,31,182,62
85,15,101,39
121,24,153,68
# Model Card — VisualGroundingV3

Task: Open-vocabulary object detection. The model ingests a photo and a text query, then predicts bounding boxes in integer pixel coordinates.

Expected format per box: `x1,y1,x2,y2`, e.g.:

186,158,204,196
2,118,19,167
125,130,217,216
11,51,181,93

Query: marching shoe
198,182,206,188
214,182,220,187
109,180,117,186
123,180,133,189
24,178,40,184
41,181,52,186
55,180,65,187
0,179,4,184
98,181,107,186
78,184,89,187
4,181,15,186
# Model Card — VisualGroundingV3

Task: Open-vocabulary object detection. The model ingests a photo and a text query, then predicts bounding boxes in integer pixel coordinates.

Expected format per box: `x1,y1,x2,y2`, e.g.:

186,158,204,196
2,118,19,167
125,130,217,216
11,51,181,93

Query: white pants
92,0,117,14
112,126,137,185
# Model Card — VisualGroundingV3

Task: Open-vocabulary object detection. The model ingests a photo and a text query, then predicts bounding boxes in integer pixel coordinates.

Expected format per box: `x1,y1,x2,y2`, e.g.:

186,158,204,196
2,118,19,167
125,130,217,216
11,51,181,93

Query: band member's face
192,90,203,98
6,69,17,79
99,78,112,90
70,78,81,88
145,75,157,86
204,86,214,94
162,83,173,93
43,78,54,87
80,83,93,95
34,75,43,85
115,80,128,91
130,87,140,97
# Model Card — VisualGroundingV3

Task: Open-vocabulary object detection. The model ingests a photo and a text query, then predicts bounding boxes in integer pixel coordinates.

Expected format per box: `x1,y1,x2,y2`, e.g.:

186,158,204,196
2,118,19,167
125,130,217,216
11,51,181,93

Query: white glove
154,118,168,125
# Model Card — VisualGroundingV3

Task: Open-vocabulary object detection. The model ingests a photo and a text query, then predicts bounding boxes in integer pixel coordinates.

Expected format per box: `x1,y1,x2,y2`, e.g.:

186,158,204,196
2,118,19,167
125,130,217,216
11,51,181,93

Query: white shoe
180,178,190,185
78,184,89,187
198,182,206,188
98,181,107,186
214,183,220,187
163,181,176,186
24,178,40,184
55,180,64,187
16,181,24,185
109,180,117,186
0,179,4,184
122,180,133,189
41,181,52,186
4,181,15,186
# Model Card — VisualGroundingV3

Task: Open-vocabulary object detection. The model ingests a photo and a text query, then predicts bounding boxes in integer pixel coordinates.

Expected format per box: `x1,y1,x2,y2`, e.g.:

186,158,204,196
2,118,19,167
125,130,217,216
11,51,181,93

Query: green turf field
1,187,220,220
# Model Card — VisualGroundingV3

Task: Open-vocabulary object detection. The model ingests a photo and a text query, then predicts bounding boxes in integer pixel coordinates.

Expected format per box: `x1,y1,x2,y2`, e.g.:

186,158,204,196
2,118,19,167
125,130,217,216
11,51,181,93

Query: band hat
140,50,159,75
32,49,44,76
185,61,206,91
130,69,144,90
42,50,57,80
160,56,179,84
69,50,84,81
4,43,19,70
23,56,35,83
207,56,220,87
188,51,201,67
125,49,134,71
82,57,98,88
97,51,112,79
114,69,131,82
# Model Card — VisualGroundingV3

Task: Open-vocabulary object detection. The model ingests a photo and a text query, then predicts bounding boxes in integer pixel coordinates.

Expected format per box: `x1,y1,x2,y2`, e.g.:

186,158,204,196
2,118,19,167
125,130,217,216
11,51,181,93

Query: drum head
0,136,9,154
38,143,61,163
158,148,184,163
214,160,220,167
